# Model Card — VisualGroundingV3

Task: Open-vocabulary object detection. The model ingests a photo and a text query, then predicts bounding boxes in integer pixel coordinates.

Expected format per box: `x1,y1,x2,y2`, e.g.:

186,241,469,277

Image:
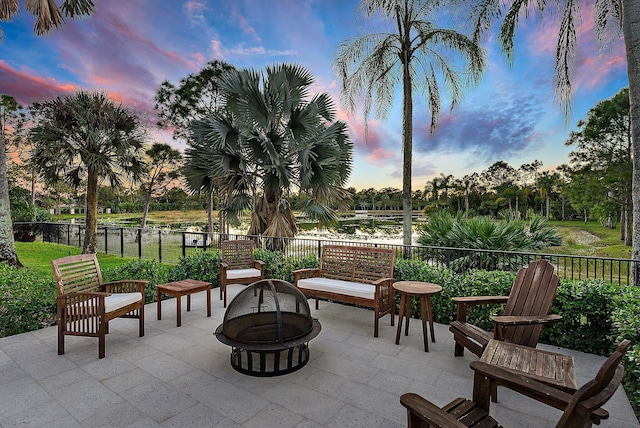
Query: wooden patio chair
220,240,264,307
52,254,146,359
400,340,631,428
450,259,561,358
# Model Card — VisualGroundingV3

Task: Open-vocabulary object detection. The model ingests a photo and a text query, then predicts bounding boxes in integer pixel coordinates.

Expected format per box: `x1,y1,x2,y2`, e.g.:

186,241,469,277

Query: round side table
394,281,442,352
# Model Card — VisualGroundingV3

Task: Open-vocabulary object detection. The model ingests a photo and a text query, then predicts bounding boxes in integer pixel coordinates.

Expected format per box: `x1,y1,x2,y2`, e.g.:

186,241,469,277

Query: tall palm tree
471,0,640,280
335,0,485,249
0,0,94,265
188,63,353,249
31,91,146,254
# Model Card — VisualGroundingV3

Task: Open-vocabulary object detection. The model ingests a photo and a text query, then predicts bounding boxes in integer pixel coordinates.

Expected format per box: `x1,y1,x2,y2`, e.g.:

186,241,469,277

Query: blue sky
0,0,628,190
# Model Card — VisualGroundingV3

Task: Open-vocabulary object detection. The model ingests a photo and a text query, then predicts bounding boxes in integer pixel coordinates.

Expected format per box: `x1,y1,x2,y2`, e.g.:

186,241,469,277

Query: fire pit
215,279,321,377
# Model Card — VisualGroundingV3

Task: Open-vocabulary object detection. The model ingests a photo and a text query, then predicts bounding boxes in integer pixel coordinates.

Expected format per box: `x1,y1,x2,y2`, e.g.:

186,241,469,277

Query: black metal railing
18,221,639,287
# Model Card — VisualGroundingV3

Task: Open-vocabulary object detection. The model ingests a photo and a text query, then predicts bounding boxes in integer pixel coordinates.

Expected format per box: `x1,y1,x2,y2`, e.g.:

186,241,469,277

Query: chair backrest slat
52,254,103,295
221,240,256,270
503,259,560,347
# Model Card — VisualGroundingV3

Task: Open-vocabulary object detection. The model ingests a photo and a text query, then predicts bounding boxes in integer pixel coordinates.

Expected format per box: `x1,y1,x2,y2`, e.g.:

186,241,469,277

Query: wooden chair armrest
220,262,229,270
254,260,265,267
453,296,509,322
103,280,148,294
400,393,467,428
470,361,574,411
293,268,320,283
452,296,509,305
492,314,562,326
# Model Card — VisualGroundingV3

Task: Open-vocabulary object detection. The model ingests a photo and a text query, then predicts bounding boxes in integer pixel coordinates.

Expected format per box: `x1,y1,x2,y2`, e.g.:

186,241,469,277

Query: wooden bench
293,245,396,337
52,254,147,359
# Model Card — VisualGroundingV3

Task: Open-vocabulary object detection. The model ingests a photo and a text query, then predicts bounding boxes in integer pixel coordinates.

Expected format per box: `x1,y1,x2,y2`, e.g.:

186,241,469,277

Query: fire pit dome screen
215,279,321,376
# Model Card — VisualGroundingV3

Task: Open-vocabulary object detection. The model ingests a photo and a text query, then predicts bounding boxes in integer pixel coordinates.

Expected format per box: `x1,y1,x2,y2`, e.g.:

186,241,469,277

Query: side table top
157,279,211,292
481,339,577,391
394,281,442,295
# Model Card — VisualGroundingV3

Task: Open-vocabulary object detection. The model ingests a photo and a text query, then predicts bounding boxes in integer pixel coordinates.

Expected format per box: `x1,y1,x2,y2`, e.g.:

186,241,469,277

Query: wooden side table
480,339,577,395
394,281,442,352
157,279,212,327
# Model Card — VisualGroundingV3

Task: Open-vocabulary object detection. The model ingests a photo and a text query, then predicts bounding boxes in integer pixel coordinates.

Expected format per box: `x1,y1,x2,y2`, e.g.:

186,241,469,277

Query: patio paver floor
0,284,637,428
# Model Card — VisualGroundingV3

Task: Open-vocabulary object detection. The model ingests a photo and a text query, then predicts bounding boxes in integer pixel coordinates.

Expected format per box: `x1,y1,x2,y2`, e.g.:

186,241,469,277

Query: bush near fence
1,253,639,415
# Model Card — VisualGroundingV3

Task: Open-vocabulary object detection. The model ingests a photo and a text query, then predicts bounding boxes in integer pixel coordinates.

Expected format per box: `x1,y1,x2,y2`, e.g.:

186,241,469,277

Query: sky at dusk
0,0,629,191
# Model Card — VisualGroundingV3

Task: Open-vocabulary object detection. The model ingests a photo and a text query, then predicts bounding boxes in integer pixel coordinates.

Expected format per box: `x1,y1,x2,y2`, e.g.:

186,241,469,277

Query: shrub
103,259,171,304
168,250,222,286
0,263,57,336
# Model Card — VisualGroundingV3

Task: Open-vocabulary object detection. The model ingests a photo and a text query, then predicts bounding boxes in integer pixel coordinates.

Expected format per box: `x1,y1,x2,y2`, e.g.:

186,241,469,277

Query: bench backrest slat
320,245,395,283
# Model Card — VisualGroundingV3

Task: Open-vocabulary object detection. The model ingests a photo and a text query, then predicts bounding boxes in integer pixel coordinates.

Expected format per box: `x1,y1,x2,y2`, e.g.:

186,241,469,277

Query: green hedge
103,259,171,304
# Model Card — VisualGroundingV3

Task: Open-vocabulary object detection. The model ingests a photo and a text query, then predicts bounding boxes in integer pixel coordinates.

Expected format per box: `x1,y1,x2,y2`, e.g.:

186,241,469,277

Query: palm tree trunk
401,54,413,251
83,172,99,254
207,190,214,241
141,191,152,229
623,0,640,284
0,133,21,266
546,195,550,219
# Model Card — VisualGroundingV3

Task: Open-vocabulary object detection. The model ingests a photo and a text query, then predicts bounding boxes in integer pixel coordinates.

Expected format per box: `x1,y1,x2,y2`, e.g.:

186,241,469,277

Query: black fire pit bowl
215,279,321,377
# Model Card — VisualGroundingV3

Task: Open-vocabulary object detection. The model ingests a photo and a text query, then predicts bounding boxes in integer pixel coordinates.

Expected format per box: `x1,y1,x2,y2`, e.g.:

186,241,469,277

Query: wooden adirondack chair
220,240,265,308
400,340,630,428
450,259,561,358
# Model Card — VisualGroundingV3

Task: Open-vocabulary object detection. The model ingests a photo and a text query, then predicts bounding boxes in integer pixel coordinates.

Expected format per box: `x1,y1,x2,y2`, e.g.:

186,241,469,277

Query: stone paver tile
124,417,162,428
167,368,217,395
0,399,79,428
102,367,158,394
0,349,28,385
16,350,78,380
120,379,197,423
158,403,228,427
189,378,269,424
0,377,52,418
141,332,194,355
367,369,419,396
135,352,195,382
79,355,138,381
299,368,350,395
78,401,145,428
51,377,126,421
309,354,380,383
369,353,441,385
325,403,385,428
243,403,304,428
261,380,342,425
335,380,406,423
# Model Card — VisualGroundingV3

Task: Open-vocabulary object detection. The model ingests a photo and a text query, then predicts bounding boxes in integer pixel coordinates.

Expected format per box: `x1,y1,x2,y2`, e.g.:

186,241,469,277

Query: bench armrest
293,268,320,283
452,296,509,322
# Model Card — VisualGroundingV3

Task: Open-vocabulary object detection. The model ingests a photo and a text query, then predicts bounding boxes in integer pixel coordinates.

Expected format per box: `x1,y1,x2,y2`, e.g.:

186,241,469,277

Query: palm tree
0,1,94,265
31,91,146,254
470,0,640,280
140,143,182,229
335,0,485,249
188,63,353,250
0,0,94,39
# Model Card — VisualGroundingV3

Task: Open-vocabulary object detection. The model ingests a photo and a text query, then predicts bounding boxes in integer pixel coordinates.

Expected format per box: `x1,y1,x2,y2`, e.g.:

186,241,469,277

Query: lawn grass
15,241,137,277
547,220,632,259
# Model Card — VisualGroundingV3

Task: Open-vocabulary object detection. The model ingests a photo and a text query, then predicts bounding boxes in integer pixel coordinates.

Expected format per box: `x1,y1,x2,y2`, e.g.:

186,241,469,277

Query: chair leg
454,341,465,357
98,318,106,359
374,308,379,337
139,306,145,337
57,323,65,355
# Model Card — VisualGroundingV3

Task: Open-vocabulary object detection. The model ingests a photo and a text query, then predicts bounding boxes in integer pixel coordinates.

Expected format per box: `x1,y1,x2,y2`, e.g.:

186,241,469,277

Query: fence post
182,232,186,258
202,232,207,252
120,228,124,257
317,240,322,260
104,226,108,254
78,225,81,248
158,230,162,263
137,229,142,259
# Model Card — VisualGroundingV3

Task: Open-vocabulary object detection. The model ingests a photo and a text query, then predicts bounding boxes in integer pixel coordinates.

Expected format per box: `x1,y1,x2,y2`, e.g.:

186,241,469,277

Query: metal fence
20,222,638,287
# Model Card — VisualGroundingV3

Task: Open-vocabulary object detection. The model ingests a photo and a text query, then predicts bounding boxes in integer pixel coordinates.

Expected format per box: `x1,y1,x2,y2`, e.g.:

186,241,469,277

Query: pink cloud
232,9,262,43
0,61,76,104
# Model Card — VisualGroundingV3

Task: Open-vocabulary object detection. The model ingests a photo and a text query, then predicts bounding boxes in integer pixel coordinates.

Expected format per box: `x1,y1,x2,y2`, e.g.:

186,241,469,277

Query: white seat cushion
227,268,262,280
104,293,143,313
297,278,374,300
